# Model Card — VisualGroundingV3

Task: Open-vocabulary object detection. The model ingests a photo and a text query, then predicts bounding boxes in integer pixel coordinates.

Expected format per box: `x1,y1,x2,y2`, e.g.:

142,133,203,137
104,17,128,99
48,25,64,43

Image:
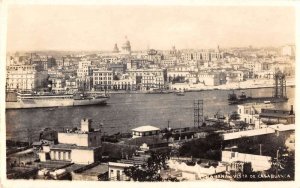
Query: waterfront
6,87,294,142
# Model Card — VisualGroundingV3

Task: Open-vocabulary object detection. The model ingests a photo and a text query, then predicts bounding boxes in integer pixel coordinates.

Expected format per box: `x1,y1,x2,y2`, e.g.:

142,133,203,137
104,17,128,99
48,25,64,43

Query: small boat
146,89,172,94
175,91,185,96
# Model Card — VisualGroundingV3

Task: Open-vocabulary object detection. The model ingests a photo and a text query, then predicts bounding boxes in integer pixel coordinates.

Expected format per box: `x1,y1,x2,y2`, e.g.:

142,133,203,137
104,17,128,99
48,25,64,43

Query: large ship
228,71,289,105
6,92,109,109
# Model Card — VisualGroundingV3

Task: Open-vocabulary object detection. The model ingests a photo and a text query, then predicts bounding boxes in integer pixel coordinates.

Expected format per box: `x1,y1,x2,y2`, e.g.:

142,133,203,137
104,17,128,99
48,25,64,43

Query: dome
122,36,131,48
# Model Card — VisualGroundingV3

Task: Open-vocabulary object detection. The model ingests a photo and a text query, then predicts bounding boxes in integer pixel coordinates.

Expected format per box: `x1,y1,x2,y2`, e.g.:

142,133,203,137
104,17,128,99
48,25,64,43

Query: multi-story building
108,63,126,74
226,71,244,83
112,74,136,90
6,64,48,91
126,69,164,90
65,78,78,93
77,60,93,78
161,58,177,67
92,69,113,90
181,50,223,62
49,76,66,93
198,72,220,86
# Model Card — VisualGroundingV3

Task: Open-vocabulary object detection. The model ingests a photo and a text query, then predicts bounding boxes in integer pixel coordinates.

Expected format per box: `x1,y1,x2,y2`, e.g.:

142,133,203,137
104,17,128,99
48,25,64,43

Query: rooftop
50,144,101,150
124,135,168,146
108,162,134,168
132,125,160,132
269,124,295,132
223,124,295,141
223,128,275,141
79,164,108,175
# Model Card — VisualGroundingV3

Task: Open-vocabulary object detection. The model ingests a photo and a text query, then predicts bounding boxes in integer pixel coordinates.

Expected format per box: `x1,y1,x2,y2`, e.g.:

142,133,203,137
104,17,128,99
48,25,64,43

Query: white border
0,1,299,188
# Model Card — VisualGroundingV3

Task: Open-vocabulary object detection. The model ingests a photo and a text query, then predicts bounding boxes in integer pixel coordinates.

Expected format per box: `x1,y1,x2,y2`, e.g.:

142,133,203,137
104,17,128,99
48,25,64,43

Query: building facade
6,64,48,91
92,70,113,90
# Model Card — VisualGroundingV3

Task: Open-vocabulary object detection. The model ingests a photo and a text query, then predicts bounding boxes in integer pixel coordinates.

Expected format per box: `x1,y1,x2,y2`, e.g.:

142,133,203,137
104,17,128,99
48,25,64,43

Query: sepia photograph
0,1,298,187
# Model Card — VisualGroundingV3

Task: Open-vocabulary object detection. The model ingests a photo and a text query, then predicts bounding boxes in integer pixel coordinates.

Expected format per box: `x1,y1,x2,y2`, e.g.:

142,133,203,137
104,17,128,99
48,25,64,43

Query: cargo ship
6,92,109,109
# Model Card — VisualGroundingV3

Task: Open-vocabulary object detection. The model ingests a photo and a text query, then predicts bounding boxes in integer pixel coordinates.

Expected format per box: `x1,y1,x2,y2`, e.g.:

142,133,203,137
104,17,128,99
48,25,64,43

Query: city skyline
7,5,295,51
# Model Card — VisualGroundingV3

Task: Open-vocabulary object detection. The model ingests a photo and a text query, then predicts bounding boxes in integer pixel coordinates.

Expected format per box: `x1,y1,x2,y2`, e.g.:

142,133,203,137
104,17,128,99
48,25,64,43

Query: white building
112,74,136,90
222,151,272,171
6,64,48,91
92,69,113,90
126,69,164,90
108,162,133,181
77,60,93,78
237,103,274,128
132,125,160,139
198,72,220,86
38,118,102,165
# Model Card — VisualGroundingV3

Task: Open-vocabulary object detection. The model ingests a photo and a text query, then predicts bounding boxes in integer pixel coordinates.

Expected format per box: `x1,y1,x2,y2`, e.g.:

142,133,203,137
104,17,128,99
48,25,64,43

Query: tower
113,43,120,53
274,71,287,98
194,100,204,127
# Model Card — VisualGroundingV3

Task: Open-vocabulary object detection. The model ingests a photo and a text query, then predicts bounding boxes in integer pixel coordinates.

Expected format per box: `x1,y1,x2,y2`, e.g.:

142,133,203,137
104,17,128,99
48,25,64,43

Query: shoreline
108,82,295,94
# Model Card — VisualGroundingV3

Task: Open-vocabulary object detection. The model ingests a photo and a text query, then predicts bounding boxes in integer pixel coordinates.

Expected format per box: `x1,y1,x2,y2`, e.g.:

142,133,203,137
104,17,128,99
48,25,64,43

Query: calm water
6,87,295,142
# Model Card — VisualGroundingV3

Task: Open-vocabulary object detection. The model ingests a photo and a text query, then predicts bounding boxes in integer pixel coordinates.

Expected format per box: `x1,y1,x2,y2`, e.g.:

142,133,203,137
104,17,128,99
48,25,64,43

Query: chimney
290,105,294,115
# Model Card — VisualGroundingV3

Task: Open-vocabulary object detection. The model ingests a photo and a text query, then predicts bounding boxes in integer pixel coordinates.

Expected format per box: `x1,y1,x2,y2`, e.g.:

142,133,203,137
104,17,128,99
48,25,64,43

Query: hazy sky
7,5,295,51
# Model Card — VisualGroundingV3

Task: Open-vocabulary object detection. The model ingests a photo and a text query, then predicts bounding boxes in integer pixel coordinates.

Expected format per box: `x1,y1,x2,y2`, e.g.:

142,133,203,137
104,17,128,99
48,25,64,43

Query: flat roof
132,125,160,132
223,124,295,141
50,144,101,150
223,128,275,141
108,162,134,168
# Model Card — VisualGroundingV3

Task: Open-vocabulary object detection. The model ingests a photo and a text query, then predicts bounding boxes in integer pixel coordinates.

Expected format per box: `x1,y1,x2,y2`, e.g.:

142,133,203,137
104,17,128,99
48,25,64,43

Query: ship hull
228,97,288,105
6,97,108,109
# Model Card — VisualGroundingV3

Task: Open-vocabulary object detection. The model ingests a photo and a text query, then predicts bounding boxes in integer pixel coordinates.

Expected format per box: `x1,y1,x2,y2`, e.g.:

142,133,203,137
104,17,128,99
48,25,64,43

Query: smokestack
290,105,294,115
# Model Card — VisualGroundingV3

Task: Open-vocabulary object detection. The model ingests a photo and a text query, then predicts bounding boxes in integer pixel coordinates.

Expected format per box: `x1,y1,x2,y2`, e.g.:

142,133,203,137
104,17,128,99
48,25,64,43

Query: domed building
121,36,131,55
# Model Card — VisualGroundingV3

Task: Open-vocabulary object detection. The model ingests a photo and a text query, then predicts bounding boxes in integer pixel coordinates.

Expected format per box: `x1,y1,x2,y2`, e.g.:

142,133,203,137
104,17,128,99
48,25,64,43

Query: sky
6,5,295,51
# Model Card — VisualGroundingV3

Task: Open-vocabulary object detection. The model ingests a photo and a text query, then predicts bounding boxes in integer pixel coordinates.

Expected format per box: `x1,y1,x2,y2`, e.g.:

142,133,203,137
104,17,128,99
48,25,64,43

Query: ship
6,92,109,109
227,91,288,105
146,88,173,94
228,71,289,105
175,90,185,96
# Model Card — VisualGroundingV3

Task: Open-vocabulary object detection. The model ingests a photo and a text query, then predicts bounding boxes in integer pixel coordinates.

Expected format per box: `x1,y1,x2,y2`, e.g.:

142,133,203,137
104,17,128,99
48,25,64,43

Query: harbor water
6,87,295,142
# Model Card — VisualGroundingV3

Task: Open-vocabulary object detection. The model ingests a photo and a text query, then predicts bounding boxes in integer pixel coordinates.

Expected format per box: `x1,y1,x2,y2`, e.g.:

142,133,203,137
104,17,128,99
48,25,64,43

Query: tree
123,151,170,182
179,133,223,160
268,149,294,180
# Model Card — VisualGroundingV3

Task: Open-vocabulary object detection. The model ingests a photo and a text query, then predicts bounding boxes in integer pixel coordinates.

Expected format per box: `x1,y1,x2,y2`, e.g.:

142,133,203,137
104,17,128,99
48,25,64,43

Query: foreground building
38,118,102,164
